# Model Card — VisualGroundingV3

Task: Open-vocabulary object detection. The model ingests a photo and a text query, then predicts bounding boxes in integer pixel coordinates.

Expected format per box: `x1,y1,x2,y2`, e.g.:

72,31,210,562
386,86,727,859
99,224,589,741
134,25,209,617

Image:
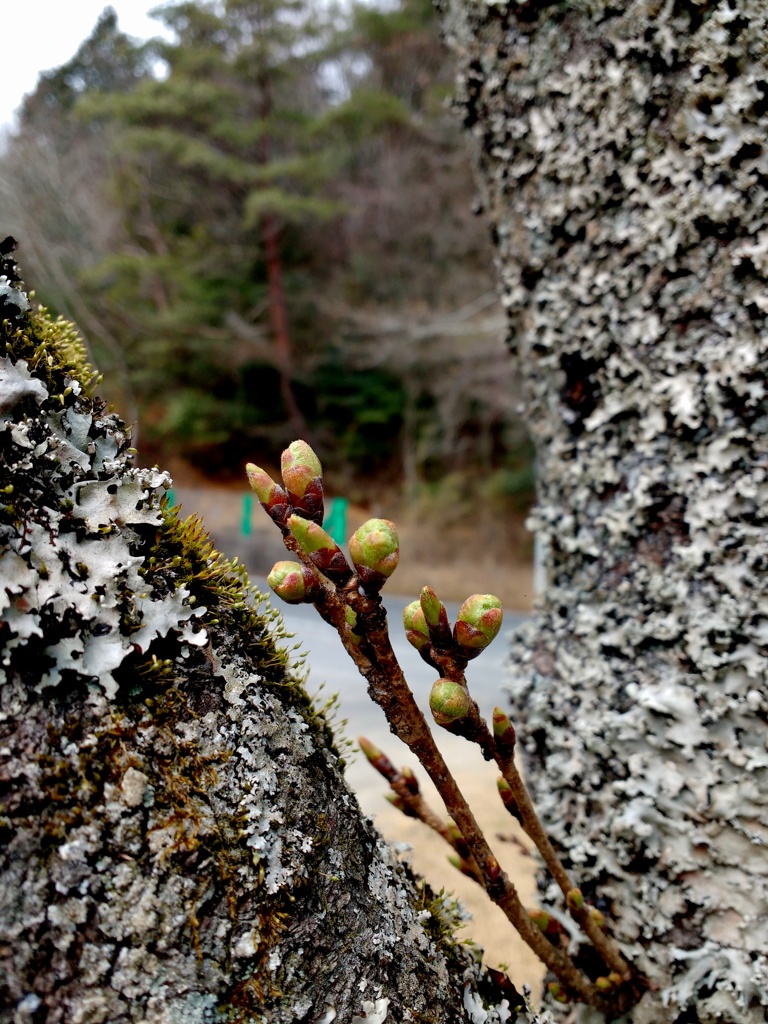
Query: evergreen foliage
0,0,528,498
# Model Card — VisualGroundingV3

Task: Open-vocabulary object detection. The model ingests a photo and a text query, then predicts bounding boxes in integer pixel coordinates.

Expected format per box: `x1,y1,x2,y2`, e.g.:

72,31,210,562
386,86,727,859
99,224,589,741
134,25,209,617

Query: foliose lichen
440,2,768,1021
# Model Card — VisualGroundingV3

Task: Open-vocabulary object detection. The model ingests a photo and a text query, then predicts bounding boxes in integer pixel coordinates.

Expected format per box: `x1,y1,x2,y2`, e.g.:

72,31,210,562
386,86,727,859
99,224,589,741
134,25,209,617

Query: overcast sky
3,1,170,131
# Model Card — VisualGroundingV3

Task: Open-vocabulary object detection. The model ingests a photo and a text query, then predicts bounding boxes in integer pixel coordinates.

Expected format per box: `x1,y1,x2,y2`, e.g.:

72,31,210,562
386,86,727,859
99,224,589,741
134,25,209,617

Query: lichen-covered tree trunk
0,246,535,1023
440,2,768,1021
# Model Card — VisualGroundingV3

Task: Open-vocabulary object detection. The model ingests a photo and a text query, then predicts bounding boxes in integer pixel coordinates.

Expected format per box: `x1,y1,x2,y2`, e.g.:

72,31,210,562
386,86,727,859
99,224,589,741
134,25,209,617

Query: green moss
1,304,99,398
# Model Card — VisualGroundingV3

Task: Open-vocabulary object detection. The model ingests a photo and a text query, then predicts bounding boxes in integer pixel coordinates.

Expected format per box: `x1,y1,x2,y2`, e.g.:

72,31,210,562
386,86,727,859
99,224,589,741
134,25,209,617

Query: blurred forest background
0,0,535,585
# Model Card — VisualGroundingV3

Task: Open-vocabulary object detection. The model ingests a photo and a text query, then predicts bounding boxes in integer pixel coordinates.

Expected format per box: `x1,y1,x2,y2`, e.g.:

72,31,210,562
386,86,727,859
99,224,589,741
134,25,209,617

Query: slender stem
336,605,603,1006
495,750,631,979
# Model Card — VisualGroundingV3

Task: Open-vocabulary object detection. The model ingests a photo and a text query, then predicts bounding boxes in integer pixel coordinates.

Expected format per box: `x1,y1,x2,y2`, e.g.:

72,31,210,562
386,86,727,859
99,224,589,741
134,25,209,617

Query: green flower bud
496,776,523,823
429,678,472,727
492,707,516,751
359,736,397,781
528,907,564,940
590,907,607,930
566,887,584,911
419,585,443,628
385,793,415,817
345,605,363,645
281,440,324,524
400,765,419,796
548,982,569,1004
446,821,471,860
595,976,613,992
288,514,351,581
403,600,430,651
419,585,451,646
246,463,290,524
528,908,551,933
447,853,476,879
454,594,503,653
348,518,399,590
267,560,317,604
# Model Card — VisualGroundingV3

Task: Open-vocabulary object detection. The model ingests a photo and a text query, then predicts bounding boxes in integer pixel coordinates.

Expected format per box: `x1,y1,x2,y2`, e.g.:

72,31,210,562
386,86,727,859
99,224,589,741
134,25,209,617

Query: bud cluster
402,586,503,666
247,439,324,529
349,518,399,592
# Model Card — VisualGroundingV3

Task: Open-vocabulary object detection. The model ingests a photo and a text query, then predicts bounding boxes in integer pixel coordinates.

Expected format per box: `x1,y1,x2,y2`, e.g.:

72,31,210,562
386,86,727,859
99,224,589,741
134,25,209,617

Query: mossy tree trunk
440,2,768,1021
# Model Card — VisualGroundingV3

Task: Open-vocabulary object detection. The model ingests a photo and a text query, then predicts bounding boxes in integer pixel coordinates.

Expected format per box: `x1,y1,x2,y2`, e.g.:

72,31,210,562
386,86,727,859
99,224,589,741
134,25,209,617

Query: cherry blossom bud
485,855,501,881
590,906,606,929
359,736,399,784
497,777,523,824
288,514,351,582
348,518,399,590
492,707,516,751
548,982,569,1004
420,585,451,644
454,594,503,655
345,605,362,645
403,600,430,651
385,793,418,818
400,766,419,795
267,560,318,604
429,679,472,727
566,887,584,911
281,440,324,524
246,463,290,525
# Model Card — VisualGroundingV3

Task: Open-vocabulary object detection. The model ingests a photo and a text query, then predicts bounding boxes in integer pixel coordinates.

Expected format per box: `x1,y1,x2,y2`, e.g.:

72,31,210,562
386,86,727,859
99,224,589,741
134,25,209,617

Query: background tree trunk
440,1,768,1021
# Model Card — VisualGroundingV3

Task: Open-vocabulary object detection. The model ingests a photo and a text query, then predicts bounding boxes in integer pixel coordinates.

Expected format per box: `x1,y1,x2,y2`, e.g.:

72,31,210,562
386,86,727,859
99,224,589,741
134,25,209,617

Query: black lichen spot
560,351,602,434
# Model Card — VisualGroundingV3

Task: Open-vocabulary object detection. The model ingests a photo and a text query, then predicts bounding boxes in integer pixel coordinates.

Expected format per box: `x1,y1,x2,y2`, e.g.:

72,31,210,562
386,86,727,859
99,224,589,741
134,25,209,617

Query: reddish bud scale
400,766,420,795
288,515,351,582
246,463,291,525
485,855,501,882
267,560,317,604
405,628,430,651
358,737,398,783
492,707,517,751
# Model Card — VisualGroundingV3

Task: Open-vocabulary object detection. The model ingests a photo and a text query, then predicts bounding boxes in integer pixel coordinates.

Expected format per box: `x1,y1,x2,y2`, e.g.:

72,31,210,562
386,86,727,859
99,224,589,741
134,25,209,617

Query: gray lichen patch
1,263,535,1022
441,1,768,1021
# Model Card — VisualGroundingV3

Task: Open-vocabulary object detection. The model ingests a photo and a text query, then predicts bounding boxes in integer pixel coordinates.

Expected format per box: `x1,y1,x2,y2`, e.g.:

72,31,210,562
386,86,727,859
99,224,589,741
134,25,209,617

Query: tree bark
0,254,536,1024
440,2,768,1021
